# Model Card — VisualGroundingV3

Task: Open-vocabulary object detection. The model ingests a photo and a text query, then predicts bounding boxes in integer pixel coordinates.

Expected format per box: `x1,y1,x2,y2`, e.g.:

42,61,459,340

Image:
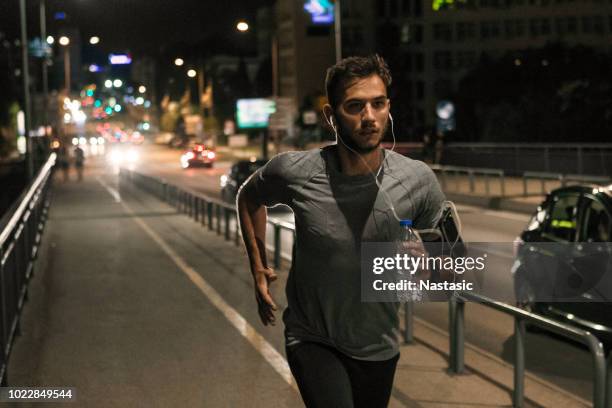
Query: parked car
513,184,612,348
220,159,268,203
180,143,216,169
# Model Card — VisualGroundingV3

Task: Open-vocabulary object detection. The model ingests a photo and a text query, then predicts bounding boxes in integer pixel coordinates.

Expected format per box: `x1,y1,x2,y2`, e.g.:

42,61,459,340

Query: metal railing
522,171,611,196
0,153,55,385
430,164,506,197
443,143,612,176
449,291,607,408
119,169,296,268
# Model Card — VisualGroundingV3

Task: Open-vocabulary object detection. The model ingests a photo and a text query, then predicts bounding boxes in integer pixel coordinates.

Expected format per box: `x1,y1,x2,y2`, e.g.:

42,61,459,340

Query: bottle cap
399,219,412,227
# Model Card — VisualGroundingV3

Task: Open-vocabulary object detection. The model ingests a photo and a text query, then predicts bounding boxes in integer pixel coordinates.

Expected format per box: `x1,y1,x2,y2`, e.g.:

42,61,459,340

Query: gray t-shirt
251,145,445,361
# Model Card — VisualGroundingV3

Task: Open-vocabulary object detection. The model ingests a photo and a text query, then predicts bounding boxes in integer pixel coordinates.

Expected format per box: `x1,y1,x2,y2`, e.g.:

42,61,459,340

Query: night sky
0,0,274,56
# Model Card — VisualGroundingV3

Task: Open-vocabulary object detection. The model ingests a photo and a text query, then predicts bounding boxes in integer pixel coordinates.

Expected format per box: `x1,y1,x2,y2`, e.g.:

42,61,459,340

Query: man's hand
253,266,278,326
402,240,430,280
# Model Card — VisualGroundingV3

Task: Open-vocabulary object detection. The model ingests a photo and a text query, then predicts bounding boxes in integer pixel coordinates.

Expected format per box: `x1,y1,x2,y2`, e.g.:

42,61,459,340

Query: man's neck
336,144,383,176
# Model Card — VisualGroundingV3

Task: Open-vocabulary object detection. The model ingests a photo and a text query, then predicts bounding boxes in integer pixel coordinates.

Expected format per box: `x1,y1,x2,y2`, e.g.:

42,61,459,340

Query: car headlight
220,174,228,188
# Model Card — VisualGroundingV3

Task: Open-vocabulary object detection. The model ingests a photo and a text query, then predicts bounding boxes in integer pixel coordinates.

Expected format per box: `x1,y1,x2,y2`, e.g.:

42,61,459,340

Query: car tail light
513,237,524,258
207,151,216,159
185,151,195,160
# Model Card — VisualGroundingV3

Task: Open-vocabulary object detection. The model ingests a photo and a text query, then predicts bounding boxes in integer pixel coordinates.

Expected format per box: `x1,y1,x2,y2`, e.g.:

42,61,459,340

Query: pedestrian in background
74,145,85,181
57,146,70,182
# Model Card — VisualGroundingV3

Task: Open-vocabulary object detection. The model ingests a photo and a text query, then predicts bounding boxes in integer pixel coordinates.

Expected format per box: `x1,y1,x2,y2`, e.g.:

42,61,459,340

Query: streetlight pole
60,37,71,93
40,0,49,138
334,0,342,62
19,0,33,179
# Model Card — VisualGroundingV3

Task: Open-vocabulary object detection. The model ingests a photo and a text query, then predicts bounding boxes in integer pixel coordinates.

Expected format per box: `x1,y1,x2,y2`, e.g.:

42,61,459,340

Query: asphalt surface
129,141,598,401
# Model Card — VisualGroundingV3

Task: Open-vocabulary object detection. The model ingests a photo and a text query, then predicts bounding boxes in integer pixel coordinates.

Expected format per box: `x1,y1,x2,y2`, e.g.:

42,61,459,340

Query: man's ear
322,104,335,128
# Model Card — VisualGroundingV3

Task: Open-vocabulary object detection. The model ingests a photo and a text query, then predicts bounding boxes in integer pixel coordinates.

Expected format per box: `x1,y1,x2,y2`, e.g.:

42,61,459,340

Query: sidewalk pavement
5,158,590,407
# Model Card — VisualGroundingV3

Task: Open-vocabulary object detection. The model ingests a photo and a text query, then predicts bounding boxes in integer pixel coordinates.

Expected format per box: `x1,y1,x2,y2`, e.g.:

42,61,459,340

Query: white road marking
97,177,297,391
97,176,122,202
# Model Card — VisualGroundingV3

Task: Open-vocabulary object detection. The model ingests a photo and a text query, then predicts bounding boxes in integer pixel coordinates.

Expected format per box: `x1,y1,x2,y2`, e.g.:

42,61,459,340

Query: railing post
514,318,526,408
592,340,606,408
194,197,199,222
216,204,221,235
449,295,464,374
274,224,282,268
201,199,207,227
207,202,213,231
224,207,230,241
540,177,546,195
500,173,506,197
523,175,528,197
605,352,612,408
468,170,475,193
403,301,414,344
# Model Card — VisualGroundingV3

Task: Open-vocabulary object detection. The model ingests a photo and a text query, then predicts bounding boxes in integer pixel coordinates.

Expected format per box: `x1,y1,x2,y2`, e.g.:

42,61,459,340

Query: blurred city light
237,21,249,32
174,58,184,66
79,137,87,145
113,79,123,88
59,36,70,46
114,104,122,112
135,97,144,105
46,36,54,45
104,79,113,88
138,85,146,94
89,64,102,73
187,69,197,78
144,101,151,108
89,36,100,45
109,54,132,65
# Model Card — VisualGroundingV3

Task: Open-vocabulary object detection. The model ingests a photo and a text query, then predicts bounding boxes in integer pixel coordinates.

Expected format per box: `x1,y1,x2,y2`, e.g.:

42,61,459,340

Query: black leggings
286,342,399,408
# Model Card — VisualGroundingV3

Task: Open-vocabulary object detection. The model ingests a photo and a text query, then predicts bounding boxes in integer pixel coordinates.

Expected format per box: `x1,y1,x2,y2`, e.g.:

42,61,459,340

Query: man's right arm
237,179,278,326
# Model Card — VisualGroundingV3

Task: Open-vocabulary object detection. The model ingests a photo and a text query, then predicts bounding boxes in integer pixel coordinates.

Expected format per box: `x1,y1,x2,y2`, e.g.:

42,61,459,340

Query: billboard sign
236,99,276,129
304,0,334,24
109,54,132,65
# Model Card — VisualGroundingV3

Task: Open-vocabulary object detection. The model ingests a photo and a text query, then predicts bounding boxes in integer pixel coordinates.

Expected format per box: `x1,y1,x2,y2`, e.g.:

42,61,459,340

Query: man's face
334,74,390,154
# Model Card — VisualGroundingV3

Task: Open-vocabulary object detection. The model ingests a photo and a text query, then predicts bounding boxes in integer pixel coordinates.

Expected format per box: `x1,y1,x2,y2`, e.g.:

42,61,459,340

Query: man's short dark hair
325,54,392,110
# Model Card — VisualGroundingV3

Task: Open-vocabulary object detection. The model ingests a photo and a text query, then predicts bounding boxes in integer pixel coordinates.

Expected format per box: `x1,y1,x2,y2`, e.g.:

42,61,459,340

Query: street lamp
236,21,249,32
174,58,184,66
46,35,54,45
187,69,197,78
89,36,100,45
138,85,146,93
59,36,70,46
113,79,123,88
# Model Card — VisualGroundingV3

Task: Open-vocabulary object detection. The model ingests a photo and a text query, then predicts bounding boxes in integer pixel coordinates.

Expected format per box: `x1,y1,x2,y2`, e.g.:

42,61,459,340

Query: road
126,141,596,401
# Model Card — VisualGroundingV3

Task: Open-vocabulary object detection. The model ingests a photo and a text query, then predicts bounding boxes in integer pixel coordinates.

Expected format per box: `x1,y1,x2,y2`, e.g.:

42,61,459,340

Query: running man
237,55,445,407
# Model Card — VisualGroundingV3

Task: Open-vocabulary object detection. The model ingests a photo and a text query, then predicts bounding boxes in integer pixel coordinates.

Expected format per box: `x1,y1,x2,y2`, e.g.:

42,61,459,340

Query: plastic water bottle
396,219,423,301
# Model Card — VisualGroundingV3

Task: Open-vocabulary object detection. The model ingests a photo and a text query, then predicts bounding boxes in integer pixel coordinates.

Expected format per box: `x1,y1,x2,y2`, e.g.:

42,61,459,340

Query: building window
581,16,593,34
593,16,605,34
456,22,476,41
416,81,425,100
434,79,453,98
390,0,399,15
414,24,424,43
530,18,551,37
504,19,525,38
414,0,423,17
401,23,411,43
402,0,411,16
456,51,477,68
480,21,501,39
433,51,453,71
433,23,453,42
415,52,424,72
